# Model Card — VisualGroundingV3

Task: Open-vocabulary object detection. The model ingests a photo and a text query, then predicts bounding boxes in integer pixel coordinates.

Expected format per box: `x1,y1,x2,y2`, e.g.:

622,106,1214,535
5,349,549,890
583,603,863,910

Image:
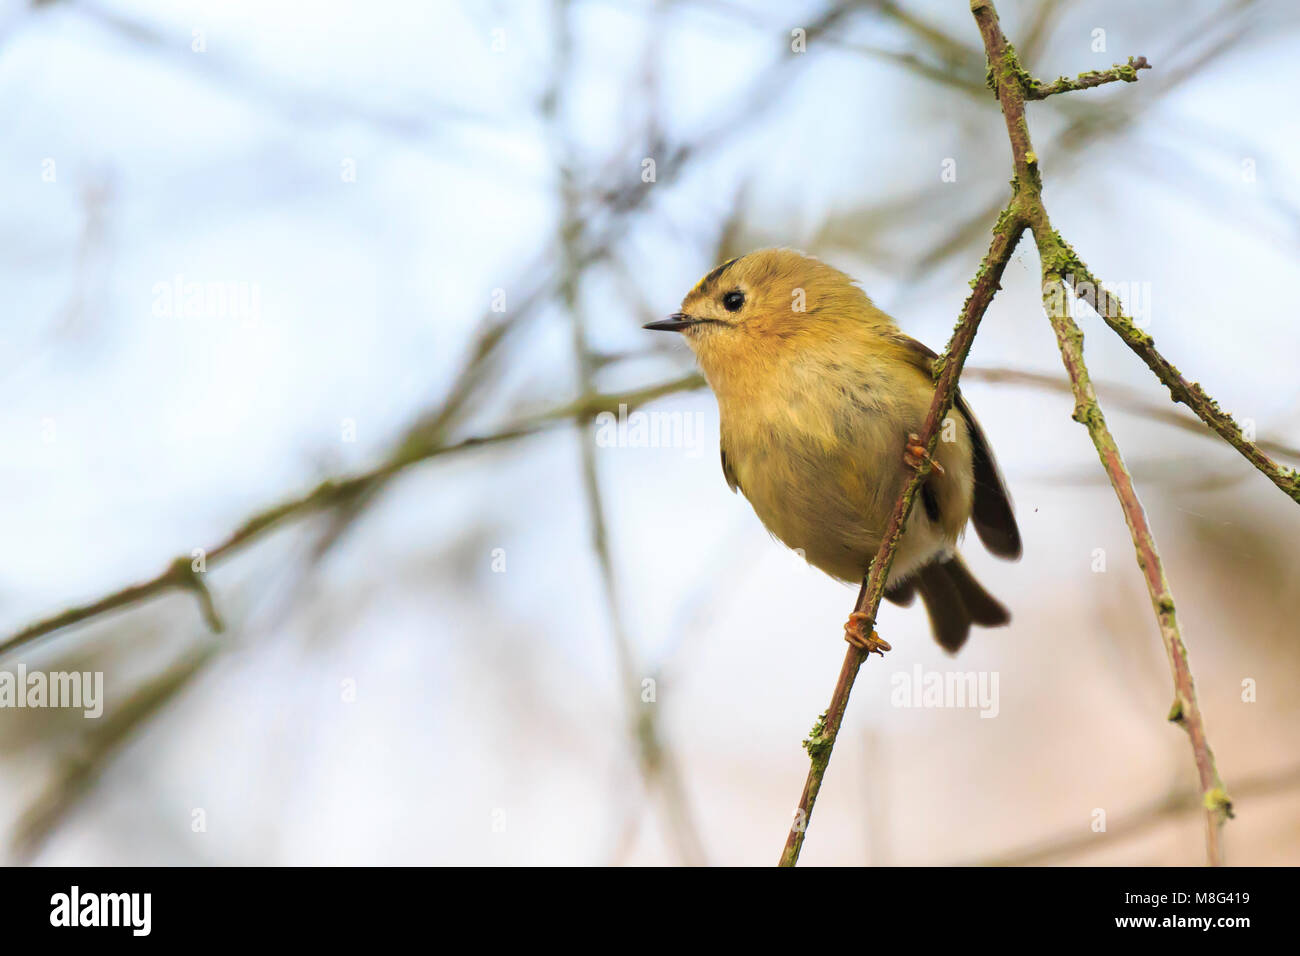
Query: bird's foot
844,612,891,656
904,433,945,475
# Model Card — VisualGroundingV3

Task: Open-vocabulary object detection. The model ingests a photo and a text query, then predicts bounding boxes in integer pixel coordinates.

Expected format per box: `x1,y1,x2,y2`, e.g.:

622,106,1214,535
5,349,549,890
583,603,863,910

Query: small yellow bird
646,249,1020,654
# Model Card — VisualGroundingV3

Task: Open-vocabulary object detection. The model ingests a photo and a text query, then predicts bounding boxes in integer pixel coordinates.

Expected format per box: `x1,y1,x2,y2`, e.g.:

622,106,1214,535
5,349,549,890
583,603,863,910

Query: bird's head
647,249,883,390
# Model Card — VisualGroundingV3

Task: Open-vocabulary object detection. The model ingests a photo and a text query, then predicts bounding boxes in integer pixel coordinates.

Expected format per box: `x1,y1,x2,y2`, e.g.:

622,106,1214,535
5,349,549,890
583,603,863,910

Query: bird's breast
718,364,918,581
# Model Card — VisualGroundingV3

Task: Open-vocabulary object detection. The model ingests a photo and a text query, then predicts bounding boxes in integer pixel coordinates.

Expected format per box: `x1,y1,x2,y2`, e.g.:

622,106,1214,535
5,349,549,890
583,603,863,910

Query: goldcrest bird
646,249,1020,653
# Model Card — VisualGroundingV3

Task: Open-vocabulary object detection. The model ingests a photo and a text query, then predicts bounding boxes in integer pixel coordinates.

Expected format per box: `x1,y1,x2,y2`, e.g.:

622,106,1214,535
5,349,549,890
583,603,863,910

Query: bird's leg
904,432,945,475
844,612,891,656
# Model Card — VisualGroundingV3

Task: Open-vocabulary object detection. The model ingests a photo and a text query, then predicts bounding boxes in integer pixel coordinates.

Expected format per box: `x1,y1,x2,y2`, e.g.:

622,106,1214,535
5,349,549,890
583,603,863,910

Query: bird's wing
888,331,1022,560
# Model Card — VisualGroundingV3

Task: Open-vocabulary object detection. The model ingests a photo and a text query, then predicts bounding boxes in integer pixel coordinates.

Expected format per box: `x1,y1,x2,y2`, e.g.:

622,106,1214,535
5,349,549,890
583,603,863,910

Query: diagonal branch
962,367,1300,464
11,642,220,861
779,205,1027,866
1056,264,1300,503
1037,245,1233,864
969,764,1298,867
0,374,703,661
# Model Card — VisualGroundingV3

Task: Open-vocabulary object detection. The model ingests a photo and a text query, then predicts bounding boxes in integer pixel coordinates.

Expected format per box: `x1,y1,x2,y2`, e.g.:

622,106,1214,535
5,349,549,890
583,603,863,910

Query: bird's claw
904,433,944,475
844,612,891,656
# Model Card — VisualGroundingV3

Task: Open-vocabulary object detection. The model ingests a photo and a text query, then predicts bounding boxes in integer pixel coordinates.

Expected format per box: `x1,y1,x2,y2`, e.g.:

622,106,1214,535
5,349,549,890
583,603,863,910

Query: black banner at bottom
0,865,1277,941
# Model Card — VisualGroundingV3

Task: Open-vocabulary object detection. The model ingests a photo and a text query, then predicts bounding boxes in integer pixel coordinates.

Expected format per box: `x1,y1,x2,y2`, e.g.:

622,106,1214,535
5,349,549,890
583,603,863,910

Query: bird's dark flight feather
956,392,1021,559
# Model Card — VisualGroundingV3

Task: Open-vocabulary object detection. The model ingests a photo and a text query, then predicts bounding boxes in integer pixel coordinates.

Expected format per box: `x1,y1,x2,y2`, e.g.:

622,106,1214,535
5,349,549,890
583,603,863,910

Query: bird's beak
643,312,698,332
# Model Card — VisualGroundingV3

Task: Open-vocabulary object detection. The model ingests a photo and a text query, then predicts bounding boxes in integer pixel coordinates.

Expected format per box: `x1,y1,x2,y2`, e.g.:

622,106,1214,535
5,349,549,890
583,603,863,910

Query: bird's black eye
722,290,745,312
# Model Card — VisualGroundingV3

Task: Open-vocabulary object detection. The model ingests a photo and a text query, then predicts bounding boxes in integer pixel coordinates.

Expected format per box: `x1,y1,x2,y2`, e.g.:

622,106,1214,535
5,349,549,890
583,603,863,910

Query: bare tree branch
11,642,220,861
971,764,1300,867
974,0,1234,865
0,376,701,661
1039,252,1233,865
962,368,1300,464
1058,264,1300,504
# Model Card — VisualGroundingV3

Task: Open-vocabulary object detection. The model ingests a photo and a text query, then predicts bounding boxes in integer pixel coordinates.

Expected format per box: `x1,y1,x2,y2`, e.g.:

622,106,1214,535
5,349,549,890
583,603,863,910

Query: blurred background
1,0,1298,866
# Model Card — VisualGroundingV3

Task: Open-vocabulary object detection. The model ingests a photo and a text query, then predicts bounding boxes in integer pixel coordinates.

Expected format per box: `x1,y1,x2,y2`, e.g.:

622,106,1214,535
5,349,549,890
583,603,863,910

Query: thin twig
779,205,1027,866
963,368,1300,463
11,642,220,861
970,764,1300,867
1026,56,1151,99
1057,262,1300,504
